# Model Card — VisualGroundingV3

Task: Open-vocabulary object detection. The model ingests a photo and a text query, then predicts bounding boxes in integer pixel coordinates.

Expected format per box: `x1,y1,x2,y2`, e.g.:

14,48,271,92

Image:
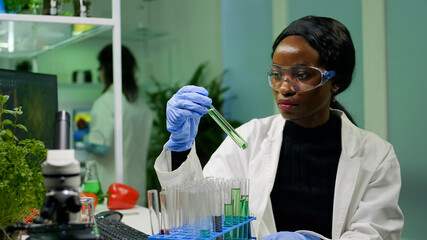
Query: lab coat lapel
332,110,362,238
262,115,285,201
332,152,360,238
251,115,285,234
263,116,285,193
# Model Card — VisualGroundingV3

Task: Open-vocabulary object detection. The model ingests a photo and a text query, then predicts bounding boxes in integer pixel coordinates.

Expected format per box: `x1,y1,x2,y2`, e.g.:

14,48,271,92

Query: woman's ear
331,83,339,94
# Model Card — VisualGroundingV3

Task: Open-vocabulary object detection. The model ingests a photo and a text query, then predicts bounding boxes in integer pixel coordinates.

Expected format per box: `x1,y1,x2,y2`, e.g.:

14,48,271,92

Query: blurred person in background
84,44,153,206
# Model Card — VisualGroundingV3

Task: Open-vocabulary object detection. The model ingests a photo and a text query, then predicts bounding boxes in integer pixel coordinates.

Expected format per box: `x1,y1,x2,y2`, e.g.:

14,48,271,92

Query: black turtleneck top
270,114,341,238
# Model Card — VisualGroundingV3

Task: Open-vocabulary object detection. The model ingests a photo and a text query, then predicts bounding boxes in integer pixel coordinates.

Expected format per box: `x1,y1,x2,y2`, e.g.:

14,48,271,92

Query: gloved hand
263,231,321,240
166,85,212,151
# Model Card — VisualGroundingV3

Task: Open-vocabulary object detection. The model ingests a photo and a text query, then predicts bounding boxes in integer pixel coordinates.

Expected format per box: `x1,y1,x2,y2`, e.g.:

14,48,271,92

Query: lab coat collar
265,110,363,157
264,110,363,167
333,109,363,158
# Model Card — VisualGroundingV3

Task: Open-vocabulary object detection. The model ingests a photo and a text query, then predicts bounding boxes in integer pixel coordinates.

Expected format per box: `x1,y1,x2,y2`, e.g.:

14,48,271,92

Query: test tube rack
148,216,256,240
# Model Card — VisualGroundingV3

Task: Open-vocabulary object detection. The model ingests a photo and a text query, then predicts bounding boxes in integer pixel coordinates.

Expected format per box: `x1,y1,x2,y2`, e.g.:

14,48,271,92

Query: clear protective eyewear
267,64,336,92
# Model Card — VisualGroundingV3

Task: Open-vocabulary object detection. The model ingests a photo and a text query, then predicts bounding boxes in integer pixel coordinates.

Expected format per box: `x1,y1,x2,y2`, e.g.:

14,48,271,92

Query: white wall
387,1,427,239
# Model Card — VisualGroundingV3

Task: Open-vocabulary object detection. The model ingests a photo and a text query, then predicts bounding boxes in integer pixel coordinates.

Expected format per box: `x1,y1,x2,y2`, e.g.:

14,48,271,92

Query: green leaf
1,119,13,127
13,106,23,116
5,109,16,117
16,124,28,132
5,128,13,138
0,95,9,104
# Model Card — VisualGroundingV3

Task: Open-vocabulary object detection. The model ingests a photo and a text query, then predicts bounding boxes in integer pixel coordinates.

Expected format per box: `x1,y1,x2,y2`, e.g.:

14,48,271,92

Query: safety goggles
267,64,336,92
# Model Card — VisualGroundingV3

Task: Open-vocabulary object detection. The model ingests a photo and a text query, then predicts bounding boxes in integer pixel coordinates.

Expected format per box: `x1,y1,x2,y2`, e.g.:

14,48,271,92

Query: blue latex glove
263,231,321,240
83,135,110,155
166,85,212,151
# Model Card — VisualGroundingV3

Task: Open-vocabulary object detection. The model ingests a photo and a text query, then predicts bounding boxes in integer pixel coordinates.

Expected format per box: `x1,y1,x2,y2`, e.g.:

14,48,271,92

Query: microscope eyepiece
54,110,70,150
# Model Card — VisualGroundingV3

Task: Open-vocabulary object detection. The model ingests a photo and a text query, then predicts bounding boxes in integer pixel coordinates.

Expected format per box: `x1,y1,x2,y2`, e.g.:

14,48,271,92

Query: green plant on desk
0,95,47,238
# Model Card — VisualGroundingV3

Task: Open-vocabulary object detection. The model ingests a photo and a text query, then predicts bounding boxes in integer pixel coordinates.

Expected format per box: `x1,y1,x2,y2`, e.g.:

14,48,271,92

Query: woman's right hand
166,85,212,151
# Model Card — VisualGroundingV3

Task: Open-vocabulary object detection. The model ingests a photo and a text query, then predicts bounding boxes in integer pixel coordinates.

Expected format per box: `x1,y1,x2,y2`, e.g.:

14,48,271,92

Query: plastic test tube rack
148,216,256,240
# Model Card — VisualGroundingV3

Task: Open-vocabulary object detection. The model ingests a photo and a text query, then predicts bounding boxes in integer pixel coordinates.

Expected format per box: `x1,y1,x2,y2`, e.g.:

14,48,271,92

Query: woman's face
272,35,334,128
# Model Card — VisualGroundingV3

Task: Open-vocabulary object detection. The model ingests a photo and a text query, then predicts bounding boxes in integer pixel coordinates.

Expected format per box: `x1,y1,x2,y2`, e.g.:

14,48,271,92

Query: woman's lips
278,99,297,110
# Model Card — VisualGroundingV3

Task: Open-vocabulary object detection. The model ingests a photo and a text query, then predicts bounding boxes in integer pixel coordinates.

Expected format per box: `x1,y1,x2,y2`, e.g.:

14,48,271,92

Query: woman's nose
278,77,296,96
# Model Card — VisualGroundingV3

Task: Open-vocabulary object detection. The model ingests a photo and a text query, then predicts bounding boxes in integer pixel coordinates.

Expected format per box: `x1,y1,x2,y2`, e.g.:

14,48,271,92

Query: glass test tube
147,189,161,235
240,179,250,240
207,105,248,150
211,185,223,234
159,191,170,235
222,181,233,227
180,187,192,236
199,189,211,238
231,179,241,239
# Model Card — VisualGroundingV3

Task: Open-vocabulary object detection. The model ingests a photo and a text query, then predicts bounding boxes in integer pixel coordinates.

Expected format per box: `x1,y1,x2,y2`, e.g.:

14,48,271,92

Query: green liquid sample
240,195,249,239
232,188,241,224
231,188,241,239
224,203,233,227
207,105,248,149
224,203,233,240
240,195,249,219
83,180,104,204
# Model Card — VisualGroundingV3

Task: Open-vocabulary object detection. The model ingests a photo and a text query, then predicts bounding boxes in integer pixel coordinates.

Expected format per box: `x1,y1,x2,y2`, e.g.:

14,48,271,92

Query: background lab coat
88,85,153,206
155,109,404,239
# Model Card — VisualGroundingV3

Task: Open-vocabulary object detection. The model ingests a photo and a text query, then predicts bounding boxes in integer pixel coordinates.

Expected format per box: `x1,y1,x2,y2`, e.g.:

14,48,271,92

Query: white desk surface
95,203,152,235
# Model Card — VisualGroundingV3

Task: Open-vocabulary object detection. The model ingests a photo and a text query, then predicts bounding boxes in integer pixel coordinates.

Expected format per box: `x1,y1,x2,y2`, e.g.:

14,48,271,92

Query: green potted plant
3,0,43,14
0,95,47,239
144,62,242,192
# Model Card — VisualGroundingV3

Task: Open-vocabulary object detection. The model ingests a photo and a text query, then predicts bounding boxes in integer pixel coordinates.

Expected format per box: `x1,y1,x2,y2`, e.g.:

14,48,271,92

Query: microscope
7,111,99,239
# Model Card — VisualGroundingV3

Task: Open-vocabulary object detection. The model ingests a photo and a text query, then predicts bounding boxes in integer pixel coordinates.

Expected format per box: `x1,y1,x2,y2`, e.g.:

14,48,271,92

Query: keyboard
96,218,150,240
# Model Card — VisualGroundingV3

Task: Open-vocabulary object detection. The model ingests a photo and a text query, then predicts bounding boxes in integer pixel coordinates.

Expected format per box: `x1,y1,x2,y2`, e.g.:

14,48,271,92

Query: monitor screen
0,69,58,149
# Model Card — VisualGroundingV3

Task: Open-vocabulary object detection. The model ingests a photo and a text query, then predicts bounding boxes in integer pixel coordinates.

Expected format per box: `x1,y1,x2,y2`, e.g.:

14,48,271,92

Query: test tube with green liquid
207,105,248,149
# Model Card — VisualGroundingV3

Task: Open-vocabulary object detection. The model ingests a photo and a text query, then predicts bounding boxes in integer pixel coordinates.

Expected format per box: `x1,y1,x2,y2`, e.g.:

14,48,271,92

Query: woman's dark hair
98,44,139,103
272,15,356,124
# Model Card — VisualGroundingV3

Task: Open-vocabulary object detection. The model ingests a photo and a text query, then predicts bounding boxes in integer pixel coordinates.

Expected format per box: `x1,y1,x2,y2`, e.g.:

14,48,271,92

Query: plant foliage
0,94,47,235
3,0,42,13
144,63,241,191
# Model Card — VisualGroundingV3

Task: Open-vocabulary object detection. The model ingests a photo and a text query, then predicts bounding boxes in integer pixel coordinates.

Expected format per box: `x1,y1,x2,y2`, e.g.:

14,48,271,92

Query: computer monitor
0,69,58,149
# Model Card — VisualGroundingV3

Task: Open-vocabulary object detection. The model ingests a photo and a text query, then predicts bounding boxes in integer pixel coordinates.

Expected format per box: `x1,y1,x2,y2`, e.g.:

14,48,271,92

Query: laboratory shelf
0,14,112,58
0,13,114,25
148,216,256,240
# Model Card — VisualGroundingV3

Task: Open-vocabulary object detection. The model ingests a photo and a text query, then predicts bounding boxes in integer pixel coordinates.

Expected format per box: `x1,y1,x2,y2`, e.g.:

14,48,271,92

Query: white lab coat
155,109,403,240
88,85,153,206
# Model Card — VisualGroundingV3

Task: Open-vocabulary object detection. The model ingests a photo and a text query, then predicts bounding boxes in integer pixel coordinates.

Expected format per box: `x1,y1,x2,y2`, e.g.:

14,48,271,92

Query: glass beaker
83,160,104,204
